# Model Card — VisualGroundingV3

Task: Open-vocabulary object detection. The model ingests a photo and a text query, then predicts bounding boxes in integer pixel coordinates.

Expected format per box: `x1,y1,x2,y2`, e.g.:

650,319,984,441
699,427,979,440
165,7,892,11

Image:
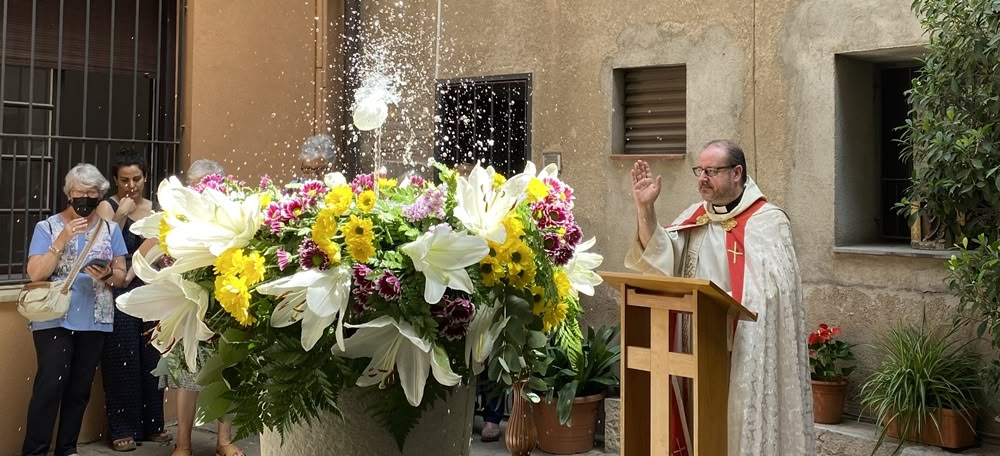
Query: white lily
256,266,352,351
464,300,510,374
453,162,537,244
400,224,489,304
115,268,213,372
536,162,559,180
335,316,461,406
130,177,264,277
565,237,604,296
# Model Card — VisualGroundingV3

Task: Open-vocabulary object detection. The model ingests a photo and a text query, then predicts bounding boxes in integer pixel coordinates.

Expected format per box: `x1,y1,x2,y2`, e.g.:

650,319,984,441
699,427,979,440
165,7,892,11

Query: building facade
1,0,995,452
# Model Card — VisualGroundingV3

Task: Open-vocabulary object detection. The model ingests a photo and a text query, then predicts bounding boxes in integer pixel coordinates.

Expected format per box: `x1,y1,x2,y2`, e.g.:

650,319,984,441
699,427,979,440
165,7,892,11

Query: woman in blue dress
22,164,128,456
96,149,169,451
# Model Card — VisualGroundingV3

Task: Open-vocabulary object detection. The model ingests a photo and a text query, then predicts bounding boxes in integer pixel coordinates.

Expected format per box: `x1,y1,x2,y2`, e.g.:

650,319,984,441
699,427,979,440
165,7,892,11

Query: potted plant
533,325,621,454
808,323,856,424
860,316,980,454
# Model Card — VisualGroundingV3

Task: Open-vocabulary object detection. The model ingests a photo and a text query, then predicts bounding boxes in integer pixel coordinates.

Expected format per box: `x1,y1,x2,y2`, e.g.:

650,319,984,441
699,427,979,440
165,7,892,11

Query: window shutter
623,66,686,155
3,0,161,74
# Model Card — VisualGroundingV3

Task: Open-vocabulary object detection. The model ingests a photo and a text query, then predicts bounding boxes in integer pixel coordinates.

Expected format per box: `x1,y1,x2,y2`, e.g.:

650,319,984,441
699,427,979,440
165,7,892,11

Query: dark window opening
879,66,919,241
0,0,181,283
434,74,531,177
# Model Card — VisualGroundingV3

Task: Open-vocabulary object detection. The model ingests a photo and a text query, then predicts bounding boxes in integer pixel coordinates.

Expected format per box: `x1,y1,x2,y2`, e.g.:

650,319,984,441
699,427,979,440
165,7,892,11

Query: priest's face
695,145,744,205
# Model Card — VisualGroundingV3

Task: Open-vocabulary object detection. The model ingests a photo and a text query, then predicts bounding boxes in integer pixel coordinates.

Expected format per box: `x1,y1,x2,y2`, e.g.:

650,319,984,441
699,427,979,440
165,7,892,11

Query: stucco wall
182,0,325,185
359,0,998,436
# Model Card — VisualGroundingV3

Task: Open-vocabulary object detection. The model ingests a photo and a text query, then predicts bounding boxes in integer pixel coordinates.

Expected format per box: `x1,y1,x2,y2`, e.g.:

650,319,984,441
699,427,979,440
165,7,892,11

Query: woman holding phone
22,163,127,456
96,148,169,451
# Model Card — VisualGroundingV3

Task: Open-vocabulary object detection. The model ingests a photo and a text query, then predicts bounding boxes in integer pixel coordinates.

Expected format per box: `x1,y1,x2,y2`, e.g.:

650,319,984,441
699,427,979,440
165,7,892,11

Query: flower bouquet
116,160,604,444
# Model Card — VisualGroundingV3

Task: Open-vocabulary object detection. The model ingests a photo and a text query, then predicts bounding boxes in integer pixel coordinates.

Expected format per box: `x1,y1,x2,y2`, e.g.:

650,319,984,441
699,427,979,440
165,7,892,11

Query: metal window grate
434,74,531,177
0,0,181,284
622,65,686,155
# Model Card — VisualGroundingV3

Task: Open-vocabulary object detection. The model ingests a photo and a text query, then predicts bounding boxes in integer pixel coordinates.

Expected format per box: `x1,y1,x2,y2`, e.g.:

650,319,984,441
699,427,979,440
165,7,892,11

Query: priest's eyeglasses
691,166,734,177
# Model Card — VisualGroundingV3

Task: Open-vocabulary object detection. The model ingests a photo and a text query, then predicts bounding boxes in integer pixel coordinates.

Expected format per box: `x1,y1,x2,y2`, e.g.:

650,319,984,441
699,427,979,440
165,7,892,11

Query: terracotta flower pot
885,408,977,450
533,393,604,454
811,379,848,424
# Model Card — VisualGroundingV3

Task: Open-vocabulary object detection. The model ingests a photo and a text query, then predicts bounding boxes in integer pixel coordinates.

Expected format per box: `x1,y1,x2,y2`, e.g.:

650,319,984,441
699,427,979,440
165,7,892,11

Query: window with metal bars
615,65,687,156
0,0,181,284
434,74,531,178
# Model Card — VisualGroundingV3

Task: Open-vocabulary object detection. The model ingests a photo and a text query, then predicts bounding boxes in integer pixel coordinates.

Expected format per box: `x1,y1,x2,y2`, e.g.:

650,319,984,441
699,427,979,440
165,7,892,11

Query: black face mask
70,196,100,217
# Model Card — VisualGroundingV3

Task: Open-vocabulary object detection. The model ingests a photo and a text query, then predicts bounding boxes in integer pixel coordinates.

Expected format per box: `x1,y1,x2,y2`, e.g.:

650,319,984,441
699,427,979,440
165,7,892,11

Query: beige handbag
17,221,104,322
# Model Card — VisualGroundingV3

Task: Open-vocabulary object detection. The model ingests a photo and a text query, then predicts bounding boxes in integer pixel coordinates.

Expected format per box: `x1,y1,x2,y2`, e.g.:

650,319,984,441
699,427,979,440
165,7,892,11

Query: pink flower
276,248,291,271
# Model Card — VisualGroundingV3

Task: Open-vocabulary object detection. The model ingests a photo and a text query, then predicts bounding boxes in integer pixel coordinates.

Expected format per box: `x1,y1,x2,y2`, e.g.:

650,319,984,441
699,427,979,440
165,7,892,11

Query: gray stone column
260,384,475,456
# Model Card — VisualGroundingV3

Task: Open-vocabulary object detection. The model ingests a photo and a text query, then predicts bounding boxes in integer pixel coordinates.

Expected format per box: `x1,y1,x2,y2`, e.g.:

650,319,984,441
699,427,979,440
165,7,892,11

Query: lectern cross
727,242,743,264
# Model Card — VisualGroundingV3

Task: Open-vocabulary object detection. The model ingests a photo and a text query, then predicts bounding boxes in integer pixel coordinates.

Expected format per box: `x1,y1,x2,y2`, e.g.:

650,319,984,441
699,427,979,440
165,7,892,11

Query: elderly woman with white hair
22,163,128,456
298,134,337,180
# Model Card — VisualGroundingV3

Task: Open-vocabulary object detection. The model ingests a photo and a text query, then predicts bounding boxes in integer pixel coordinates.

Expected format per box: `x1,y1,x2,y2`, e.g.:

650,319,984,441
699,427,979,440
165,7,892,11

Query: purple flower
447,297,475,323
259,175,272,190
440,322,468,341
375,270,402,300
297,238,330,270
432,295,476,341
403,187,447,222
552,244,574,266
563,224,583,247
276,248,291,271
353,263,374,284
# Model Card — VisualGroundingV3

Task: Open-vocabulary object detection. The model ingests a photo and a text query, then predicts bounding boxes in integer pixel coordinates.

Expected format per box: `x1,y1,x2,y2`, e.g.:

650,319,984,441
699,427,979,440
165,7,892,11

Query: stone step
604,398,1000,455
818,421,1000,456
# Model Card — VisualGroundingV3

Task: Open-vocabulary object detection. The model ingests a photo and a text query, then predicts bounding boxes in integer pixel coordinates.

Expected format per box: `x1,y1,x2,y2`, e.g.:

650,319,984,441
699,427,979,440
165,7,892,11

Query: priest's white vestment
624,178,814,456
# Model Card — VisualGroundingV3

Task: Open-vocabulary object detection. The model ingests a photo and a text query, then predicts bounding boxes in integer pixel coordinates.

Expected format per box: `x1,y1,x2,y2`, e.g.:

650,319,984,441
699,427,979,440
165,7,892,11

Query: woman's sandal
217,443,246,456
111,438,137,452
149,430,173,442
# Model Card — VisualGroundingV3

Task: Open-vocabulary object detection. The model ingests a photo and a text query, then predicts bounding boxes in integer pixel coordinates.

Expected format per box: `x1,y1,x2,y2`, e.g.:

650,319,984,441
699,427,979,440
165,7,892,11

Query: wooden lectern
600,271,758,456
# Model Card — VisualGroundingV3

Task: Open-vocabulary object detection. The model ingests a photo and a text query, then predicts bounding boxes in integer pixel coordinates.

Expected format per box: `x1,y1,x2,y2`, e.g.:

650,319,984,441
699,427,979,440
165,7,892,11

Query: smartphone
86,258,110,268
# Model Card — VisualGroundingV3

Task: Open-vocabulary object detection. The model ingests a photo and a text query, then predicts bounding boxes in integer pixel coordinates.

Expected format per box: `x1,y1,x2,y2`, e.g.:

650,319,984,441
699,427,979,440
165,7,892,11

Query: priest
625,139,814,456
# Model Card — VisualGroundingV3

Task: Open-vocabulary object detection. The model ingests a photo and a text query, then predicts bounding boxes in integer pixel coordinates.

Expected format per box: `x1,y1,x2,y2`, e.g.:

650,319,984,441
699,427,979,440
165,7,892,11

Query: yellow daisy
343,214,375,263
526,178,548,203
325,185,353,215
554,269,572,300
215,274,255,326
542,301,569,333
479,256,504,287
240,250,266,285
357,190,376,212
492,172,506,188
214,248,243,277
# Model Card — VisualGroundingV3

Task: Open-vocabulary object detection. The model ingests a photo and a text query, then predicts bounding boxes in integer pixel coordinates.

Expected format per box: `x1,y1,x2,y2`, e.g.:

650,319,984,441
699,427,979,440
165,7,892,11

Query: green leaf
197,381,233,423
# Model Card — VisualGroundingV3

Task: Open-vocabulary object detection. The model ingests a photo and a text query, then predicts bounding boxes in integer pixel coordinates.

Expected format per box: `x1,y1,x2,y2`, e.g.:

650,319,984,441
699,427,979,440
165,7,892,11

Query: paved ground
76,418,610,456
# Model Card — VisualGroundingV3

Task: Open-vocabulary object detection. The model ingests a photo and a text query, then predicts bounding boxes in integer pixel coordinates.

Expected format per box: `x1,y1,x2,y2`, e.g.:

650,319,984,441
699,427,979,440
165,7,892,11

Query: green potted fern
533,325,620,454
860,316,980,454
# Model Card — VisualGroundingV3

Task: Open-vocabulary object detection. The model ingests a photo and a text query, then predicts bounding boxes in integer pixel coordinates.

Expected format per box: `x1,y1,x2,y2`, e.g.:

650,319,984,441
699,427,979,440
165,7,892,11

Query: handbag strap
59,221,106,294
